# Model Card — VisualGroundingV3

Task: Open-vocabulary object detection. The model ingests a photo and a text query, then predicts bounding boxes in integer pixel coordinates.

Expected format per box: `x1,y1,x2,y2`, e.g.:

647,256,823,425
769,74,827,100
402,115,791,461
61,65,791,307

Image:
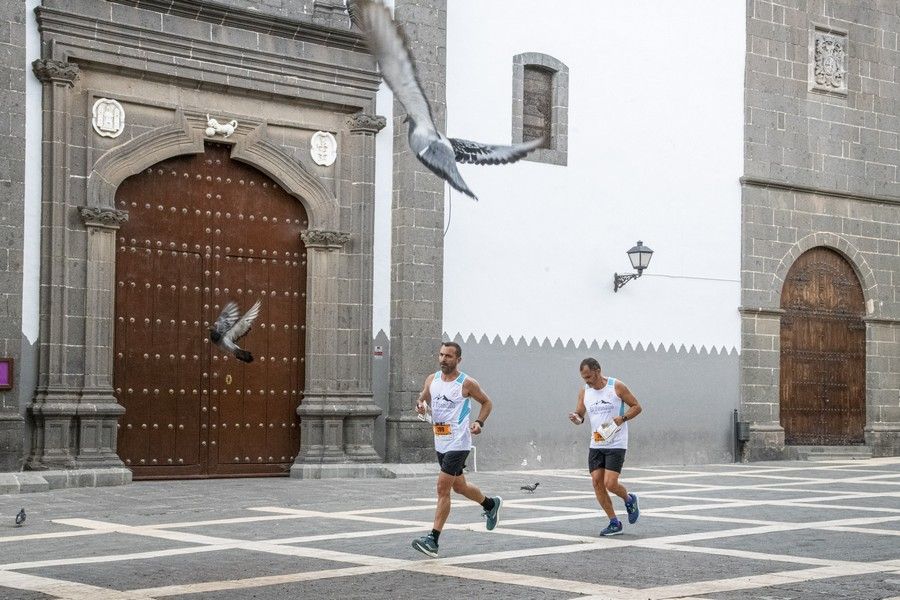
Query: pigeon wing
212,302,240,336
450,137,545,165
225,299,261,344
418,139,478,200
352,0,436,133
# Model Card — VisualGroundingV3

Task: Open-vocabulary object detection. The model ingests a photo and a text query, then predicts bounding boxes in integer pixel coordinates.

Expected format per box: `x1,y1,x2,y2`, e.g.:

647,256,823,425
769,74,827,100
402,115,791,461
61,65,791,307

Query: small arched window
513,53,568,166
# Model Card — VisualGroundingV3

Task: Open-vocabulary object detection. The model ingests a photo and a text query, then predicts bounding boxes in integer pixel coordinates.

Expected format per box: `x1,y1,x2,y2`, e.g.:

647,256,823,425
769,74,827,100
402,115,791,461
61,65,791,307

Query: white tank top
585,377,628,449
429,371,472,452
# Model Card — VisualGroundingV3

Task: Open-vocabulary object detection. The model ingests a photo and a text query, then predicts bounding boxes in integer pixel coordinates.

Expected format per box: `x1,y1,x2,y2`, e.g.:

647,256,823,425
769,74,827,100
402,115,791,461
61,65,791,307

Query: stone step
794,445,873,461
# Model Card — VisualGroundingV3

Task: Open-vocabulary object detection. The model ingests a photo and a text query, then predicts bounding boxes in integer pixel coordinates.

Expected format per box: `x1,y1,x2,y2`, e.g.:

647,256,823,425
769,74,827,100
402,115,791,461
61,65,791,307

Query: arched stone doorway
114,143,308,478
780,247,866,445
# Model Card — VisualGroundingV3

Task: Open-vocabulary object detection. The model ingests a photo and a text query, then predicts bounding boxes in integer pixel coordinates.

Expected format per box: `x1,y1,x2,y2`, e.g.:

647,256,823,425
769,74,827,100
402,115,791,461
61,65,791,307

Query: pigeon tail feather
418,140,478,201
235,349,253,363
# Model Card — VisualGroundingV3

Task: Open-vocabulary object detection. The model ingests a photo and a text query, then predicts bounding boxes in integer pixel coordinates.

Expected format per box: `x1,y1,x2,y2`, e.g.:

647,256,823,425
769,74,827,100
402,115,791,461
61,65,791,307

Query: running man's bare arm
569,387,586,424
613,380,642,426
416,374,435,415
463,378,492,434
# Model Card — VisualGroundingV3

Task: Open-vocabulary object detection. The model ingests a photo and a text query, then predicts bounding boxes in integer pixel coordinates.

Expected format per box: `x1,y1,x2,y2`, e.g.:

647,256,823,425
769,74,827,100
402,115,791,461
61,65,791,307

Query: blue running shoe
411,534,439,558
625,493,640,525
600,519,623,536
483,496,502,531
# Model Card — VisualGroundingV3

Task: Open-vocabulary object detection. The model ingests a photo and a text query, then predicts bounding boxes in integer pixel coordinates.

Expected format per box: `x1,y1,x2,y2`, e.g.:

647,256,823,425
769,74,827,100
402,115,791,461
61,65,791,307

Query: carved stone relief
310,131,338,166
79,206,130,229
205,114,238,138
92,98,125,138
301,229,350,250
810,27,848,95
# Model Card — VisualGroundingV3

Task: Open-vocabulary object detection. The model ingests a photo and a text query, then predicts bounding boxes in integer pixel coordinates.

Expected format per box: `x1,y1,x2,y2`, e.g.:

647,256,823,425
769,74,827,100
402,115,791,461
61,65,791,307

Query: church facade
0,0,896,489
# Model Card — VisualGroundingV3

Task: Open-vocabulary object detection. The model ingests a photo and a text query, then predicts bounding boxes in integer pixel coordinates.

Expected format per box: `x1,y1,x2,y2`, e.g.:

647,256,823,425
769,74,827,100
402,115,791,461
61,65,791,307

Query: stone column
76,207,128,468
340,113,386,463
26,59,81,470
385,0,447,463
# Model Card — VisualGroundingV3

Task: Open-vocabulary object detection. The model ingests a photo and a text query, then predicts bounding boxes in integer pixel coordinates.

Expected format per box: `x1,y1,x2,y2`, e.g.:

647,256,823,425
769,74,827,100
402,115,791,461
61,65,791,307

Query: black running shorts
436,450,469,476
588,448,627,473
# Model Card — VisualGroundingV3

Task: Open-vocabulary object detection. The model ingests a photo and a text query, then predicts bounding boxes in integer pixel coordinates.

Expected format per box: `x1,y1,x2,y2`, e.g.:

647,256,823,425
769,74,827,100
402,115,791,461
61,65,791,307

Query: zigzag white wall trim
443,332,740,356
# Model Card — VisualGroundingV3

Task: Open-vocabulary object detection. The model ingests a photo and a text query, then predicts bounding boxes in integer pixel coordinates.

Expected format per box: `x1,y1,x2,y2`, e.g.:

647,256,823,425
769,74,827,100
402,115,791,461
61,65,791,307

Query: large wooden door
114,143,308,478
780,247,866,445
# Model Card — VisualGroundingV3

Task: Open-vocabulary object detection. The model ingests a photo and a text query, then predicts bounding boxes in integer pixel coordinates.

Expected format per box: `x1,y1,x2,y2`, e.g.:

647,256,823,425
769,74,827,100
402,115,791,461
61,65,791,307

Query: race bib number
433,423,451,436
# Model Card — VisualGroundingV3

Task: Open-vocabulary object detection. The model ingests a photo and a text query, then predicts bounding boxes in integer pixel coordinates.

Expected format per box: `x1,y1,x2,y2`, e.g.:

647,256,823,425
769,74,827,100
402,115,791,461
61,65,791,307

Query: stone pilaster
76,207,128,468
26,59,81,470
385,0,447,463
296,230,350,464
340,113,385,463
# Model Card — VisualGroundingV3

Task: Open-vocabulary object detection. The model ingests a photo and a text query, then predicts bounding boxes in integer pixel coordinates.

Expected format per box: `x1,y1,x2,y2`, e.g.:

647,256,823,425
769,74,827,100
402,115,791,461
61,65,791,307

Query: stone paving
0,458,898,599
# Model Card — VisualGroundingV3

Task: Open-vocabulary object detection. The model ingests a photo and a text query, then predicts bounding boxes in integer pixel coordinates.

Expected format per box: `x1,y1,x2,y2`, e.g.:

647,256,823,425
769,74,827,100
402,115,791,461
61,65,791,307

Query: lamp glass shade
627,241,653,271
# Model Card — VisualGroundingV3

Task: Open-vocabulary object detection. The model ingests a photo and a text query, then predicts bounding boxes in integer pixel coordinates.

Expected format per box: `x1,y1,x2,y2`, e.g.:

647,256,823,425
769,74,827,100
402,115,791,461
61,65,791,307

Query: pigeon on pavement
520,482,540,493
209,300,261,363
15,508,25,526
349,0,543,200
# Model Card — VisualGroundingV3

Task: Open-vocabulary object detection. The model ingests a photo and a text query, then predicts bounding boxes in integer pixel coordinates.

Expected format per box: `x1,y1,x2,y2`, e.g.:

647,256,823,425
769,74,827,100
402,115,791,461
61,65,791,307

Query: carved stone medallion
310,131,338,166
92,98,125,138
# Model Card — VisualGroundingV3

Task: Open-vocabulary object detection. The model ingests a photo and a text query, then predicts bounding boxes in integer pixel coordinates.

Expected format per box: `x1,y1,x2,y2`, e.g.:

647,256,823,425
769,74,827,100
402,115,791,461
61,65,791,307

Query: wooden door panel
780,247,866,445
115,144,307,478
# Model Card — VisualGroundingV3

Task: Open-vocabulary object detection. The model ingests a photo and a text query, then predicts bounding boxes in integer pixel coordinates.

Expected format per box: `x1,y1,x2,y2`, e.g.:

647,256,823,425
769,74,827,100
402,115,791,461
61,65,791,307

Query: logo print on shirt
434,394,453,406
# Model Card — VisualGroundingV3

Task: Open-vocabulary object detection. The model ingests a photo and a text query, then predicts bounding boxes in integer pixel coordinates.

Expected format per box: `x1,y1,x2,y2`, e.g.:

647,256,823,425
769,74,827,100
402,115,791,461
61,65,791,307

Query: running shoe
600,519,623,536
625,493,640,524
411,534,439,558
483,496,502,531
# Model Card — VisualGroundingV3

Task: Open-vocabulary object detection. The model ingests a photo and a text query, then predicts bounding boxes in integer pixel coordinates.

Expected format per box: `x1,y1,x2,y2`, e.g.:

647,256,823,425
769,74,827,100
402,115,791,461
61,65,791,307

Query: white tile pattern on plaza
0,459,898,599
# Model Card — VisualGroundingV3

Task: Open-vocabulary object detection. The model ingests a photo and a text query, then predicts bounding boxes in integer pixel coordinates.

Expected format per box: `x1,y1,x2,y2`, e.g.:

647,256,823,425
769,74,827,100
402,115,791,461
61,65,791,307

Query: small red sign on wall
0,358,12,390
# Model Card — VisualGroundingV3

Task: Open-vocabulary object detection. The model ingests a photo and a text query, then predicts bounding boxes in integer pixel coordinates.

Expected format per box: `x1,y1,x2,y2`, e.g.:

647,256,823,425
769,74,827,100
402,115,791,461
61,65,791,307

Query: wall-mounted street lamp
613,241,653,292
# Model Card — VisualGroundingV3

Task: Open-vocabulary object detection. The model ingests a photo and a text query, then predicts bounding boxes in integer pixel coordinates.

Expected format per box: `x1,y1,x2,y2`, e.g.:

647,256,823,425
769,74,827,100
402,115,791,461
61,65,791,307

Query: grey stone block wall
385,0,447,463
0,0,27,471
745,0,899,199
741,0,899,459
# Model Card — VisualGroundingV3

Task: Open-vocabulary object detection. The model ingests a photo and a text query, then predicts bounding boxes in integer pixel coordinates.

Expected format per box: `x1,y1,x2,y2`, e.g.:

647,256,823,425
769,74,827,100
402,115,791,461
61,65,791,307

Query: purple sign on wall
0,359,12,390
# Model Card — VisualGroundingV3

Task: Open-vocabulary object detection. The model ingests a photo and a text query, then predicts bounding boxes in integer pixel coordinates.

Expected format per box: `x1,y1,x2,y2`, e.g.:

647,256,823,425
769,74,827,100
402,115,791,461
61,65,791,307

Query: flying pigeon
209,300,261,363
520,482,540,493
349,0,543,200
15,508,25,526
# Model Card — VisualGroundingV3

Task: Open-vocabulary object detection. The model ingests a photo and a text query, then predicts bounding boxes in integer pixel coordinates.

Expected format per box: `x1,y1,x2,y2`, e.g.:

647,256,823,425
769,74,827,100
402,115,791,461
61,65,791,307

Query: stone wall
0,0,27,471
741,0,899,459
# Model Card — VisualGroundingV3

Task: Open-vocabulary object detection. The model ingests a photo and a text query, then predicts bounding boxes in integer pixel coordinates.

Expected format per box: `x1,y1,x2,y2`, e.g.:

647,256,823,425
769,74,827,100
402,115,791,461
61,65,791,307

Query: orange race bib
432,423,451,436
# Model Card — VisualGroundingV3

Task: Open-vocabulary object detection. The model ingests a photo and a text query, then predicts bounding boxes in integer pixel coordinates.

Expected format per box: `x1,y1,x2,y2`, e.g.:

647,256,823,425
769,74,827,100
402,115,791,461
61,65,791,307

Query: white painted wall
21,0,42,407
372,0,395,336
438,0,746,350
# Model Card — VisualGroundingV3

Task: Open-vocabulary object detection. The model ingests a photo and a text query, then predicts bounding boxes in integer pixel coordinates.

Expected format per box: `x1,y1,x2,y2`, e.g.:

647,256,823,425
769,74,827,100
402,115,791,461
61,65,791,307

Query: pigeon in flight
350,0,543,200
520,482,540,494
209,300,261,363
15,508,25,526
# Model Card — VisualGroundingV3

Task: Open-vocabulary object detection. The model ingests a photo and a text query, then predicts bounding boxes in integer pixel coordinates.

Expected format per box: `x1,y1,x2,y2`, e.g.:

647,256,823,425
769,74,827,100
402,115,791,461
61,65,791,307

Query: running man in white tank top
568,357,643,536
411,342,502,558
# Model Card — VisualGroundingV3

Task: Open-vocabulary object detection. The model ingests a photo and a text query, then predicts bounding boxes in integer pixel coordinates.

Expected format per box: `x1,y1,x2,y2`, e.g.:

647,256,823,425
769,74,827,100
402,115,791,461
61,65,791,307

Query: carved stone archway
27,94,385,476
